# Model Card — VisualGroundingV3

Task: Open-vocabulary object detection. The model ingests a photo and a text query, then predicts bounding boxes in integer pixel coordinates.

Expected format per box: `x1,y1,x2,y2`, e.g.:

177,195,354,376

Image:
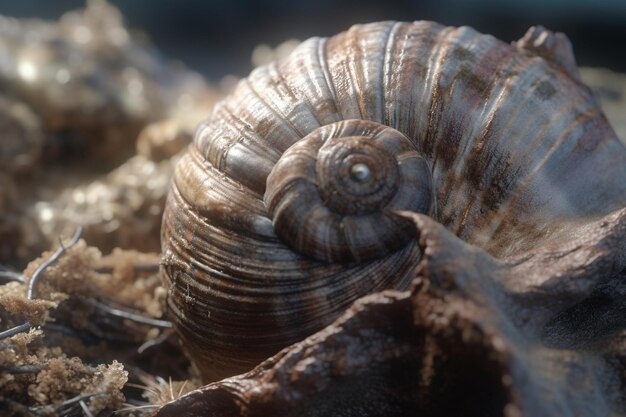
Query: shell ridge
222,102,284,156
495,108,601,217
381,22,401,130
463,69,606,246
421,27,479,227
354,21,396,122
174,148,265,217
267,61,323,135
317,37,340,112
199,80,299,193
275,42,326,129
476,91,582,228
244,72,303,146
422,26,458,156
196,102,233,168
428,27,484,171
326,24,364,120
383,22,433,143
425,26,495,165
345,26,367,120
278,37,343,129
437,53,543,234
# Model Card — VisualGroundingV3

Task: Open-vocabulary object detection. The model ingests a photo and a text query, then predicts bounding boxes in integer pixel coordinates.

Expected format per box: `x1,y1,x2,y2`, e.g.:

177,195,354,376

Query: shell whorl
265,119,432,263
161,21,626,382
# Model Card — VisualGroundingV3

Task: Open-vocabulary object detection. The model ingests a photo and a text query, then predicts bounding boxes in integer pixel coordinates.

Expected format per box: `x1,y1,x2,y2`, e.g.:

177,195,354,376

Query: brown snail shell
161,21,626,382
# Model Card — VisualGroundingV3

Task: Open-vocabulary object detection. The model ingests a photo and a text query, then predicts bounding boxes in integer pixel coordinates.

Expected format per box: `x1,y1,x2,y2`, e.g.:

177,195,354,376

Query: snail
160,21,626,382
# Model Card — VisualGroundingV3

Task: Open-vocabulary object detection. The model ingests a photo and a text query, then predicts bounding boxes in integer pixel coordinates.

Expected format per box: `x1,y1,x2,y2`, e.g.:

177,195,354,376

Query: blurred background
1,0,625,81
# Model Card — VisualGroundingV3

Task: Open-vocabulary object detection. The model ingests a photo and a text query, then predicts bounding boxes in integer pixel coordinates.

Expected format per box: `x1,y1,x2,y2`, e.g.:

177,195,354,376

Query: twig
28,226,83,300
85,298,172,329
29,392,105,413
79,400,95,417
137,328,174,354
0,227,82,341
0,270,26,284
0,322,33,341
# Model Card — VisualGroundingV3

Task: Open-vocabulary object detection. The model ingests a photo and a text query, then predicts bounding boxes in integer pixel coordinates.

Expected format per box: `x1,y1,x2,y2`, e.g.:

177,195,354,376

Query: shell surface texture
161,21,626,382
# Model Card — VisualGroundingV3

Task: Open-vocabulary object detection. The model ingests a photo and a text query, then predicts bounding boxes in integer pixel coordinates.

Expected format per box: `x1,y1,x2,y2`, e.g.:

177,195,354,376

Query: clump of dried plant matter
0,235,189,416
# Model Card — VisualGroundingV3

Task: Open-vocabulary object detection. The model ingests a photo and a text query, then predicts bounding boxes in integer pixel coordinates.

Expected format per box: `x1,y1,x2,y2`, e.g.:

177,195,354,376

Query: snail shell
161,21,626,382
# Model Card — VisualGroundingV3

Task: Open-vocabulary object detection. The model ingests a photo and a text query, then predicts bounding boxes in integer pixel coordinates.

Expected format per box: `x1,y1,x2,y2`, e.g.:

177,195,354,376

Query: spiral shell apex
161,21,626,382
265,119,433,263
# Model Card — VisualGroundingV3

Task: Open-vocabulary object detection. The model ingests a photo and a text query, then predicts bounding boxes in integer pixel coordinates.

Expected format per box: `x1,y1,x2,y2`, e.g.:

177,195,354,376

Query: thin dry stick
28,392,104,414
0,270,26,284
79,400,95,417
28,225,83,300
137,328,174,354
85,298,172,329
0,226,83,341
0,322,33,341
